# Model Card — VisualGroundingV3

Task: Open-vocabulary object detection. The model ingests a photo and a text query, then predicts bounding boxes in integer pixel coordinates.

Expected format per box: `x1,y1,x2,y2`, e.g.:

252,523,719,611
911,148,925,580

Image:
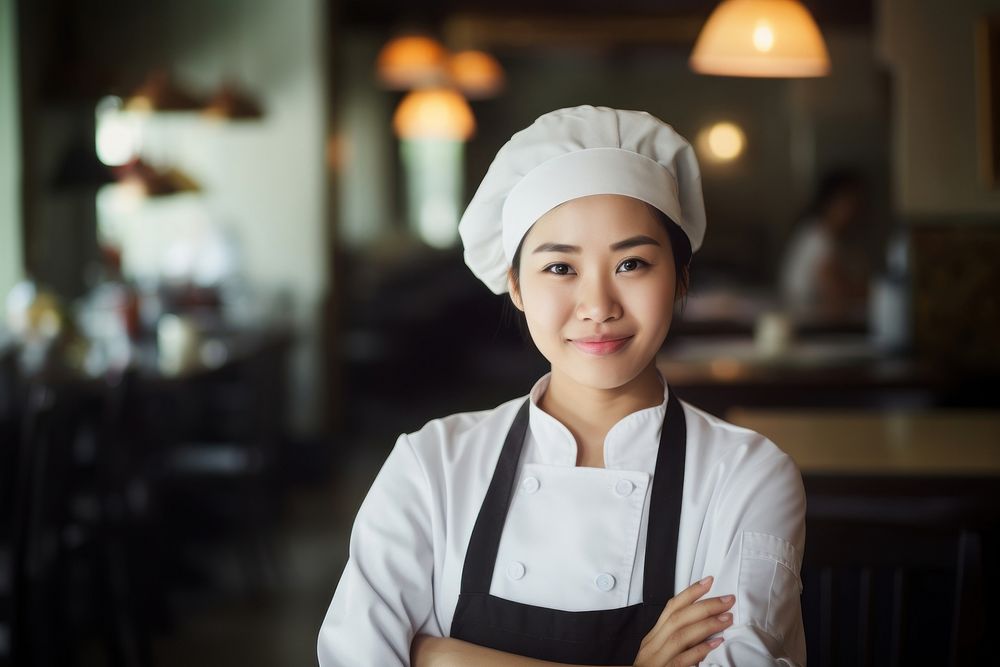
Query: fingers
649,576,713,636
670,636,725,667
640,579,735,661
664,576,714,617
667,611,732,657
666,593,735,636
647,602,732,661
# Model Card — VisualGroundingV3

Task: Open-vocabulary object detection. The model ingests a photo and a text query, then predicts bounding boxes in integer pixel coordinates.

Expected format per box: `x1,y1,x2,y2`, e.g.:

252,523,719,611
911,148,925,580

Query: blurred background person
780,168,871,326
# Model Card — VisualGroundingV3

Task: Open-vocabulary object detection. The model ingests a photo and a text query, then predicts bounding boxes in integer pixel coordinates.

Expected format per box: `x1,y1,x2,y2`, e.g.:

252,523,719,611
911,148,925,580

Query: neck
538,362,665,467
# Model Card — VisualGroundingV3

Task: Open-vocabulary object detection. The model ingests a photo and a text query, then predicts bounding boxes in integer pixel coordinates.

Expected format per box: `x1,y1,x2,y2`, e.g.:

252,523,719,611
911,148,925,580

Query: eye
617,257,649,273
543,263,575,276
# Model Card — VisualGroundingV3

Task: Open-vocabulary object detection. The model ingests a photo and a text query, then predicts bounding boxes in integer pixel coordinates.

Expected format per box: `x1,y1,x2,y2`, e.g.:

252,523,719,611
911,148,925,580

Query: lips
569,336,633,356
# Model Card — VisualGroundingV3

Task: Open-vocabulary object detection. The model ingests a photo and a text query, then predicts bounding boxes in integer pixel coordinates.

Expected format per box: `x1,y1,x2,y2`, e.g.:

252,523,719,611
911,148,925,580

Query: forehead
526,194,667,243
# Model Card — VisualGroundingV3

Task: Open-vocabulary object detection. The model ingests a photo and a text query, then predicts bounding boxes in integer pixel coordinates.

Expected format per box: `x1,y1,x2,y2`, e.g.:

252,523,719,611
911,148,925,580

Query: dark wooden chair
802,476,992,667
7,375,153,666
0,346,22,667
143,336,289,595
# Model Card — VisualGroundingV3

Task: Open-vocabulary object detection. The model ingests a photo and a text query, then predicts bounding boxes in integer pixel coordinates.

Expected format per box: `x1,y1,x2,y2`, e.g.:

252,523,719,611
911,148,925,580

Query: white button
595,573,616,591
507,561,526,580
521,477,540,494
615,479,635,496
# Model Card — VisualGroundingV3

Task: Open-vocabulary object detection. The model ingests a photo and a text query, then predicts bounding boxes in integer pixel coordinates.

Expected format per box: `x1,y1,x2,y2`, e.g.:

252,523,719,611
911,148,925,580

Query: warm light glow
690,0,830,78
376,35,449,89
448,50,505,99
393,88,475,141
706,122,746,161
752,21,775,52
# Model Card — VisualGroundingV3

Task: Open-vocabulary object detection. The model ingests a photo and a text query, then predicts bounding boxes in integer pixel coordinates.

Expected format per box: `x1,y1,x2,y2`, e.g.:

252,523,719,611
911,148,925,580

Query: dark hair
805,168,865,218
504,208,693,338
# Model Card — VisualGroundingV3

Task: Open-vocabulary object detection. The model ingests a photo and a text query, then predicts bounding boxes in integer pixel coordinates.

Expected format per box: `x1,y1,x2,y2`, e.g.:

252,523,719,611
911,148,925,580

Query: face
508,194,680,391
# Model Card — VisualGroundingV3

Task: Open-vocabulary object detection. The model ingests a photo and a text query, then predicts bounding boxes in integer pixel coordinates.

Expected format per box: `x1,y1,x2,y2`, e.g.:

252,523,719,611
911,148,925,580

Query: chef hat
458,105,707,294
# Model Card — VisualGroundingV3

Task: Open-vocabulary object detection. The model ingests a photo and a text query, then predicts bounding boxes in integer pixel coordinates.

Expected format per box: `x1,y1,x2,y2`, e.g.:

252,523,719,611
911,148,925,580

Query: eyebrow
531,235,662,254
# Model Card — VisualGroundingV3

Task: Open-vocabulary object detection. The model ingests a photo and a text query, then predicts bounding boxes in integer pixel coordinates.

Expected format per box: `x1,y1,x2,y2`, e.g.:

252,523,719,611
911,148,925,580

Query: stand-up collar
526,372,670,472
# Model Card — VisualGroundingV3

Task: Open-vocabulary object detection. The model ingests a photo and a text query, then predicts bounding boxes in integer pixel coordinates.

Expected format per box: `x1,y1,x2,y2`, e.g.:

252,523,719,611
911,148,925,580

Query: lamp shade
448,50,505,99
376,36,449,89
393,88,475,141
690,0,830,78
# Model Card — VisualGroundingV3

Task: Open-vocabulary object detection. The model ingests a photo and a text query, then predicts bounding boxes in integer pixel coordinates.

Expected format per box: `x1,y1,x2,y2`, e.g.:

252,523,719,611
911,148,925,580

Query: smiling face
508,194,681,391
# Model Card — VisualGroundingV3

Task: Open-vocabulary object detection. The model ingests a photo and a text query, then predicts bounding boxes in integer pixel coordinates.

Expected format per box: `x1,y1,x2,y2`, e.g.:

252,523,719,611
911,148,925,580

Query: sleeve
317,433,438,667
703,449,807,667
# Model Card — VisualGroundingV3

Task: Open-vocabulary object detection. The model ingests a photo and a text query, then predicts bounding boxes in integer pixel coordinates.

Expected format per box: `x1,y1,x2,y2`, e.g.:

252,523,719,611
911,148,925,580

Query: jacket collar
526,372,669,472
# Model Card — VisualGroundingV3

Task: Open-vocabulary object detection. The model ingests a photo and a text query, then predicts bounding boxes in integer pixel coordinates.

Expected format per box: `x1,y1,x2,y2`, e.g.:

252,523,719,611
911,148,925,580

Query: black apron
450,391,687,665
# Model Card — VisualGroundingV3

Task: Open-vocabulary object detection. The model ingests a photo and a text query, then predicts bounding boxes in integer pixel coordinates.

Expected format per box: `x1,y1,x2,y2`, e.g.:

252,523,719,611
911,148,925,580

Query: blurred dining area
1,0,998,665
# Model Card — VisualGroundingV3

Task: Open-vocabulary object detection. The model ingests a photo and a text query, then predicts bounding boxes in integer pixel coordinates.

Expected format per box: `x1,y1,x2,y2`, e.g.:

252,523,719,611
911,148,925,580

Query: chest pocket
736,531,804,643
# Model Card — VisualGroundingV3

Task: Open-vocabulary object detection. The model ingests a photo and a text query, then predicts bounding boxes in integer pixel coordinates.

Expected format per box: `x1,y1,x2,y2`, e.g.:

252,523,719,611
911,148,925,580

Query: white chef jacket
318,373,807,666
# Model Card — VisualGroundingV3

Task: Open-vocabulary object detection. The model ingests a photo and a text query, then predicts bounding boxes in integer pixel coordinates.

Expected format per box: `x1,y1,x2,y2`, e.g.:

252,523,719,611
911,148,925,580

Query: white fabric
780,219,832,317
502,147,685,265
459,105,707,294
318,374,807,666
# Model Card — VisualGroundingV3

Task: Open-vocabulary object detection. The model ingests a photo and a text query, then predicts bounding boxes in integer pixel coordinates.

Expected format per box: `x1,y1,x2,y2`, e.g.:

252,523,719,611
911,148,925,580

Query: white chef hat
458,105,707,294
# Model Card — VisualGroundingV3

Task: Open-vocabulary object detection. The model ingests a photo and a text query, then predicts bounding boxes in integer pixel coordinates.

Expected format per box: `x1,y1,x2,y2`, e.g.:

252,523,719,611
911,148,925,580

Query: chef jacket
318,373,806,666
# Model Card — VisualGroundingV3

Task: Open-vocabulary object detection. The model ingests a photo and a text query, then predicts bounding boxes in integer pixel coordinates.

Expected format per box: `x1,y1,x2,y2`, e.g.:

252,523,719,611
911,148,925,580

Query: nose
575,273,622,323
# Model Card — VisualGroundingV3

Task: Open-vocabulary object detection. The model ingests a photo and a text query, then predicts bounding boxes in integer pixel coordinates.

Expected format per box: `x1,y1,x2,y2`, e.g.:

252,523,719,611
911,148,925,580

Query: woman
318,106,806,666
779,168,870,324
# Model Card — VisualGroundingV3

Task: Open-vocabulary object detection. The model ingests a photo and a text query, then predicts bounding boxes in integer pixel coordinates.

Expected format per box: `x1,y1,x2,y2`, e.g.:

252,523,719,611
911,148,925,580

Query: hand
633,576,734,667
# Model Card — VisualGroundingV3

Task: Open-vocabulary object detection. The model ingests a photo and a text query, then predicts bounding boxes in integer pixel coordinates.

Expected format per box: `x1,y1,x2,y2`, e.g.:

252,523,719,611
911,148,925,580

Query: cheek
628,280,676,328
521,281,572,334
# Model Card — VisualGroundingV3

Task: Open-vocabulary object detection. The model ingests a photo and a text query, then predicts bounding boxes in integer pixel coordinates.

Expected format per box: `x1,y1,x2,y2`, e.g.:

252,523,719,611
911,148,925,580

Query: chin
558,359,648,392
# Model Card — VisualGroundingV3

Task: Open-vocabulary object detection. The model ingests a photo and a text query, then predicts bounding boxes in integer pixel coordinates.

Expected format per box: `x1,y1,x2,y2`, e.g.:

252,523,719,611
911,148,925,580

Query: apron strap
641,390,687,603
460,399,531,594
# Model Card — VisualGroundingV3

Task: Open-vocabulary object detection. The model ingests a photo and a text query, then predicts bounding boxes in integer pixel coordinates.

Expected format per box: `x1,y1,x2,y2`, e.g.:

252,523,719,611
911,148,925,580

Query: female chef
318,106,806,666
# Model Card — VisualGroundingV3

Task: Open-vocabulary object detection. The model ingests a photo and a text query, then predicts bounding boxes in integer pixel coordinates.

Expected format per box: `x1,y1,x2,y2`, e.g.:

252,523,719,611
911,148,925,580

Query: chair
143,336,289,595
0,345,22,666
7,374,153,666
801,476,991,667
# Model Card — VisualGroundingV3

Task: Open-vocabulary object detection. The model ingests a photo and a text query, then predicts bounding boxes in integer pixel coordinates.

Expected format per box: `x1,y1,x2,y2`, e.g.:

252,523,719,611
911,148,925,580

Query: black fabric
450,391,688,665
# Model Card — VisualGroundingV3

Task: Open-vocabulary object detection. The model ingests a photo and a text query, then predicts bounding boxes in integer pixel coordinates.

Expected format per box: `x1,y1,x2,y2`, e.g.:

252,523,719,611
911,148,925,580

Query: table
726,409,1000,476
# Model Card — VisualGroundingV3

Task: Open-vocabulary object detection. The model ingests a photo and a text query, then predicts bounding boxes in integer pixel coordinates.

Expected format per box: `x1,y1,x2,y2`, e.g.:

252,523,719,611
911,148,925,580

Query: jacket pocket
736,531,803,643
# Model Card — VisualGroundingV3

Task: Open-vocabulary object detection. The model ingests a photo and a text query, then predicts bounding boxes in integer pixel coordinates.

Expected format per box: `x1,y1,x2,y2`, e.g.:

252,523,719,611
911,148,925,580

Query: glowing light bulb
752,21,775,52
706,122,746,161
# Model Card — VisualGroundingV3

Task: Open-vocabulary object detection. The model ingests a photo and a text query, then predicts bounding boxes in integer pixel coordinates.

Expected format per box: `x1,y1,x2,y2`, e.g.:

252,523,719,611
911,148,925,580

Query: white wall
879,0,1000,215
0,0,24,303
133,0,330,432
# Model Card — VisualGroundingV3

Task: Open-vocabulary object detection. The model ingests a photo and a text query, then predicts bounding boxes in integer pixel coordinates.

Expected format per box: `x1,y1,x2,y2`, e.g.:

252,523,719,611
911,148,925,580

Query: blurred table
726,408,1000,476
657,335,977,413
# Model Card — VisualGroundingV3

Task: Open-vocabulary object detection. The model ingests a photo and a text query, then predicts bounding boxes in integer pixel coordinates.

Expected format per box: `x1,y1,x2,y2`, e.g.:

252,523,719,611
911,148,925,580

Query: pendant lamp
690,0,830,78
448,50,505,100
393,88,475,141
376,35,450,90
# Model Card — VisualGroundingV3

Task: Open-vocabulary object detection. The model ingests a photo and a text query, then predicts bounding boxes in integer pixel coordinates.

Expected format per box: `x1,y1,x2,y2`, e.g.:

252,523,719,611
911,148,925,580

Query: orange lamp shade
690,0,831,78
393,88,476,141
448,50,505,99
376,35,450,89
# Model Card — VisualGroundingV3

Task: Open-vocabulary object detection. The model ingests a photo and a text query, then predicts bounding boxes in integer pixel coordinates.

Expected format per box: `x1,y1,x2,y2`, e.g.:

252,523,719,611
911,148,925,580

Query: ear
675,265,690,302
507,269,525,311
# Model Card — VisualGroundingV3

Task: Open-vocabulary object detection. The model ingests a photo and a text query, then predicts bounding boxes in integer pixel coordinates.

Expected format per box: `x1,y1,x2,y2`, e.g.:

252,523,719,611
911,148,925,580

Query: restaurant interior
1,0,997,665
